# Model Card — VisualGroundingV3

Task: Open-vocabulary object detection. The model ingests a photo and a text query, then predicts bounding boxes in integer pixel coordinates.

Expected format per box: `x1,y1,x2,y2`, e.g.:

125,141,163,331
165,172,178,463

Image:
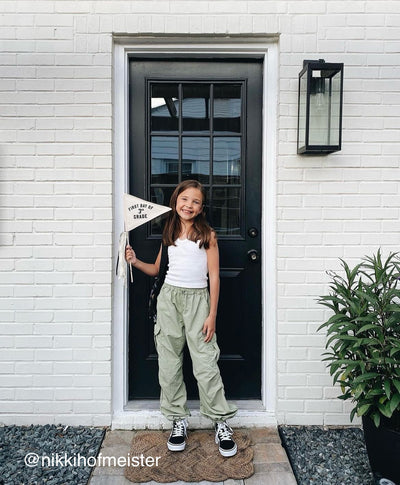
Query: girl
125,180,238,457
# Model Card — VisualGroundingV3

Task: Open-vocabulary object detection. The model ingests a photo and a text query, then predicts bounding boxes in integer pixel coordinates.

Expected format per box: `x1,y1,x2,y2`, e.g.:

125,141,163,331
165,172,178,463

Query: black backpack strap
148,244,169,322
159,244,169,280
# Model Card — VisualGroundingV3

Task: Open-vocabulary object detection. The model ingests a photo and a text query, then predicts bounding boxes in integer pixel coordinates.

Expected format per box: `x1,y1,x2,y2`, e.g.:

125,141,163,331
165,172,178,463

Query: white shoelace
216,422,233,441
171,419,186,437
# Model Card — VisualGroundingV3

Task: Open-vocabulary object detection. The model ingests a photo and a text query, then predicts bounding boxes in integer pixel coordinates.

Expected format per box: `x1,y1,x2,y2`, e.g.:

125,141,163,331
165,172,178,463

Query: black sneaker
167,418,187,451
215,420,237,457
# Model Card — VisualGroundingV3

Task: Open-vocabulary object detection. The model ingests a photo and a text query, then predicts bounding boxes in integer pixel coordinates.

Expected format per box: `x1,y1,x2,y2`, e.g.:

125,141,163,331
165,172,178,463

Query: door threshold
112,400,276,430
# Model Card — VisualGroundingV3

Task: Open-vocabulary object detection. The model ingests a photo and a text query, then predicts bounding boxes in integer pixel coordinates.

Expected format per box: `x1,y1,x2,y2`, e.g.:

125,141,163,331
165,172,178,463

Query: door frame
112,35,278,429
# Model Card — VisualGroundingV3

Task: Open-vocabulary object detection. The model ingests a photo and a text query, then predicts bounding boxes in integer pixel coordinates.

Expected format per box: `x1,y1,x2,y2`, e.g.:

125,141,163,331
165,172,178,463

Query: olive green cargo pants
154,283,237,422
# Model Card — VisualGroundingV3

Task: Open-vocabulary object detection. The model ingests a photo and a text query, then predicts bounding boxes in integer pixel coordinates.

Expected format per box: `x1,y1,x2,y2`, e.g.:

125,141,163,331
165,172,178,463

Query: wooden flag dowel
128,232,133,283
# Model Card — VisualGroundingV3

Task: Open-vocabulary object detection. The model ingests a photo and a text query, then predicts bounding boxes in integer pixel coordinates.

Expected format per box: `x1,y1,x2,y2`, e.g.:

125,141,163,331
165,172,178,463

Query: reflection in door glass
182,84,210,132
151,136,179,184
212,187,240,236
213,137,241,185
182,137,210,184
151,84,179,132
150,186,174,235
214,84,241,133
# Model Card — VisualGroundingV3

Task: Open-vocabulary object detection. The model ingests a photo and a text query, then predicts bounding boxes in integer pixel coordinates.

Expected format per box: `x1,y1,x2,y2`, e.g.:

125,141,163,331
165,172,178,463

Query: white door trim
112,36,278,429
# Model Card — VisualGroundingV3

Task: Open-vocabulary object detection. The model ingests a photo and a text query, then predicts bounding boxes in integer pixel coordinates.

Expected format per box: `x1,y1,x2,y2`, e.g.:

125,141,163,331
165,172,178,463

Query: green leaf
354,315,376,323
330,362,340,376
355,290,378,306
393,380,400,394
390,347,400,357
366,388,385,398
385,304,400,312
357,404,371,416
353,385,365,399
352,372,380,385
389,393,400,413
378,401,392,418
355,323,379,335
384,379,391,399
372,412,381,427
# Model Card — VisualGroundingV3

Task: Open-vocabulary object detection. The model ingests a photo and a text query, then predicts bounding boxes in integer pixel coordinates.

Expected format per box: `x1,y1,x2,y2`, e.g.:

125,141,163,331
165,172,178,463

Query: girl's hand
125,246,137,265
202,315,216,343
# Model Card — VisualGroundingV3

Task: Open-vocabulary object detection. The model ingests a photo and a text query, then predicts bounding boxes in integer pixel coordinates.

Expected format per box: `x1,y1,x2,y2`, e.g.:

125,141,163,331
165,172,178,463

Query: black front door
128,59,263,400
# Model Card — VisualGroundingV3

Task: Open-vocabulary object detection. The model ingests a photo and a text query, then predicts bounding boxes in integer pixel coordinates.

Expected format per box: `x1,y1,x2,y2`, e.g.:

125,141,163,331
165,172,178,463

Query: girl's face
175,187,203,223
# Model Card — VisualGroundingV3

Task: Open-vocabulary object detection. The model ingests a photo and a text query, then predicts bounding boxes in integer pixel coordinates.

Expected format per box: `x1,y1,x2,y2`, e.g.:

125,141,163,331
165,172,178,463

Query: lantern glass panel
329,71,342,146
298,70,307,151
309,72,329,146
308,68,342,147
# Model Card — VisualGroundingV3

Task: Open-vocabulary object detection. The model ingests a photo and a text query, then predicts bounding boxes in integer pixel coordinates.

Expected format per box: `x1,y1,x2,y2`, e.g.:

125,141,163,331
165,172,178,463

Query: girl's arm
125,245,162,277
203,231,220,343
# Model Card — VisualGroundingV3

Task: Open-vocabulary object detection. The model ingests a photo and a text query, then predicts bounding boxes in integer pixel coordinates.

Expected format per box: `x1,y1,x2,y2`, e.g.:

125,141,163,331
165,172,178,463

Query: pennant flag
117,194,171,285
123,193,171,232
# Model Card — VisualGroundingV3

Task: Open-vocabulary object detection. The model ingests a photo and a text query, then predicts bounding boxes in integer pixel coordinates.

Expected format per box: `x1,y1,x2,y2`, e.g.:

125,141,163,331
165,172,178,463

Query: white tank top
164,238,208,288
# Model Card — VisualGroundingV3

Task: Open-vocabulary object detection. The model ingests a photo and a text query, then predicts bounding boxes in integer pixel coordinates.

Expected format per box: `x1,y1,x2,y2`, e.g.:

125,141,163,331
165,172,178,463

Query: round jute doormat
124,429,254,483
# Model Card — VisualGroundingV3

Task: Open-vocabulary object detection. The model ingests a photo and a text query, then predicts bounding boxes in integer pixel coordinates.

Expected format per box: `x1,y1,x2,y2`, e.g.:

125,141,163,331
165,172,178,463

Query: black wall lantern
297,59,344,154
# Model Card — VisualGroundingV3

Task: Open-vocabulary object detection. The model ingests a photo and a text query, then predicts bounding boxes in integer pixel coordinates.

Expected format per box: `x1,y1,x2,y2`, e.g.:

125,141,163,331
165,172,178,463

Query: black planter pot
362,413,400,484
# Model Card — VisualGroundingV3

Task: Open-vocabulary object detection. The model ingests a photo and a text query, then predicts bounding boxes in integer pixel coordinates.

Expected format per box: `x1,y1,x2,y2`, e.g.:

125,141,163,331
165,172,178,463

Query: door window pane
150,186,174,235
151,136,179,184
182,137,210,184
151,84,179,132
214,84,241,133
182,84,210,132
212,187,241,236
213,137,241,184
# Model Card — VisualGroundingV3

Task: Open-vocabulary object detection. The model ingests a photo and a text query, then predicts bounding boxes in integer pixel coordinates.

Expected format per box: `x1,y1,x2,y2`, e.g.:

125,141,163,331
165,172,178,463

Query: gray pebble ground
279,426,375,485
0,424,105,485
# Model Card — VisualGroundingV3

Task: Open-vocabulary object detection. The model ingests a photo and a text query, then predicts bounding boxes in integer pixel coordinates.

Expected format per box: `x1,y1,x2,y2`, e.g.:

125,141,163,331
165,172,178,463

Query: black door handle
247,249,259,262
248,227,258,238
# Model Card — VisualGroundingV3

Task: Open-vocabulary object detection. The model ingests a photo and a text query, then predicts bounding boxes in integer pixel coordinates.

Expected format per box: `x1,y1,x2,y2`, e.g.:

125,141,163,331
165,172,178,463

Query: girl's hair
162,179,214,249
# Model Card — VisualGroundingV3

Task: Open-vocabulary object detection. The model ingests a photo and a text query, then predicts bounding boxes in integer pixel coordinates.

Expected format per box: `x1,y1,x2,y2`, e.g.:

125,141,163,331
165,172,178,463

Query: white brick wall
1,0,399,426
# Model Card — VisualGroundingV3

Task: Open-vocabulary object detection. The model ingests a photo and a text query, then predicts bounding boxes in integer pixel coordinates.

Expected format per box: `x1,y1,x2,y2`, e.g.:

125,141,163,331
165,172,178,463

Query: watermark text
24,452,160,468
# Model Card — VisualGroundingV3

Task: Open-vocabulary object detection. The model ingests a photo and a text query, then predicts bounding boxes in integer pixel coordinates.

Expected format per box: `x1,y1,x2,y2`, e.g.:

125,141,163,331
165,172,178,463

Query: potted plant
318,250,400,485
